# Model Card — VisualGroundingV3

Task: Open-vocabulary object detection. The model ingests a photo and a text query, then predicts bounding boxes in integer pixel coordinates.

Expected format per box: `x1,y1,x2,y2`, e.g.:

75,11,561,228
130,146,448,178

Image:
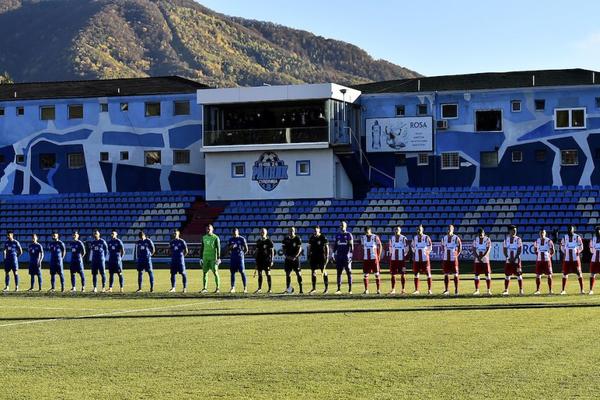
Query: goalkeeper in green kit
200,224,221,293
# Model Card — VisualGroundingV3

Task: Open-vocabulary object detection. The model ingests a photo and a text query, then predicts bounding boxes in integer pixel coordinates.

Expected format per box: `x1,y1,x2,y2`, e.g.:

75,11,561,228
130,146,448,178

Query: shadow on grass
2,291,593,302
2,301,600,323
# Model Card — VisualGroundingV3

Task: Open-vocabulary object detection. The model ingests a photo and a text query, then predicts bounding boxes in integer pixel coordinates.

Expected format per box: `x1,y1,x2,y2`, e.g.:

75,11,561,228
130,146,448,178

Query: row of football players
2,222,599,295
258,221,599,296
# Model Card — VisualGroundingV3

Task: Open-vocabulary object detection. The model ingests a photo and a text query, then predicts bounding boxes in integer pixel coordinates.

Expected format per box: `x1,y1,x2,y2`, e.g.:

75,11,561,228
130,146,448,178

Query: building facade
0,77,206,194
198,83,360,201
356,69,600,188
1,69,599,198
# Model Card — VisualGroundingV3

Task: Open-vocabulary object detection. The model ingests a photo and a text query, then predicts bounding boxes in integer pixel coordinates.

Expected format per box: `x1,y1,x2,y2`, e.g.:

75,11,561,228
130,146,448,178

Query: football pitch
2,268,600,399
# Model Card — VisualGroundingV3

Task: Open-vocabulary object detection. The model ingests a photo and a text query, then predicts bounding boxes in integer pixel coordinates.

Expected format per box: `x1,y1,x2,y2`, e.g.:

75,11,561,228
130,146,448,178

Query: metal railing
344,126,395,185
204,126,329,146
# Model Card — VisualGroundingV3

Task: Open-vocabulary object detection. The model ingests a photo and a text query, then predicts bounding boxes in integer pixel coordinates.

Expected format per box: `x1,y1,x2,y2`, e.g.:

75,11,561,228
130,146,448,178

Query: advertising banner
366,117,433,152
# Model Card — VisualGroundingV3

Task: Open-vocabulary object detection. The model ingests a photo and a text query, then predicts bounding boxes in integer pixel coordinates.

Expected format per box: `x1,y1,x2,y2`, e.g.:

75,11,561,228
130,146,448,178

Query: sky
197,0,600,77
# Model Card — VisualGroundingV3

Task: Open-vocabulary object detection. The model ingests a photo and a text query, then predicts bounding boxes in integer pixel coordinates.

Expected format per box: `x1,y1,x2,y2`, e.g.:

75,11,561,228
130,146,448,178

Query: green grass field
2,266,600,399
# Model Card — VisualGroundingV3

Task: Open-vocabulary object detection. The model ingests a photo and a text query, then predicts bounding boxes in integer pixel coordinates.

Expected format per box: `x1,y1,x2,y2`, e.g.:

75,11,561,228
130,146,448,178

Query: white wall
205,148,353,200
334,159,353,198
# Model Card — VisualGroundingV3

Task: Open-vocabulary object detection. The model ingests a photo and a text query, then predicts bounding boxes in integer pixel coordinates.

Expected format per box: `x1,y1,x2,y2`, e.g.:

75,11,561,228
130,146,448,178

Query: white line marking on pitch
0,300,227,328
0,305,120,311
0,318,61,328
77,300,225,319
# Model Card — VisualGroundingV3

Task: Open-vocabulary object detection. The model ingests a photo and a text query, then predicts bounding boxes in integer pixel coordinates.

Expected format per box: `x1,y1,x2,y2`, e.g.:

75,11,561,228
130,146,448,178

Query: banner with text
366,117,433,152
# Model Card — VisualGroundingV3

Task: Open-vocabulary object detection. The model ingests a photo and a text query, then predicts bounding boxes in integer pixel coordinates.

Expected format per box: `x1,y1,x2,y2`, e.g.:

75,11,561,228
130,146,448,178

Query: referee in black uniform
282,226,303,294
254,227,274,294
308,225,329,294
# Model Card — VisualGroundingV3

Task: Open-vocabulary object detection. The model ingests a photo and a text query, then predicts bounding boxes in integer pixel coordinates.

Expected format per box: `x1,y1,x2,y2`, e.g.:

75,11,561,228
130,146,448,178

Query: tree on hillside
0,71,13,84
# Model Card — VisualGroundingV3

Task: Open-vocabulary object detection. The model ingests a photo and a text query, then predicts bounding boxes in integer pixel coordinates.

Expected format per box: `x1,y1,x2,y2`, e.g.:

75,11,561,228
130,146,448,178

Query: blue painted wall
360,86,600,187
0,93,204,194
30,141,90,192
3,81,600,195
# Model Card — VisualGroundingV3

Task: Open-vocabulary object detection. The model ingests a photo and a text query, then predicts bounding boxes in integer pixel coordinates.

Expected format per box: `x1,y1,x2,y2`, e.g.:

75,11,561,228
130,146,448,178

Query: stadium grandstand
214,185,599,244
0,191,201,244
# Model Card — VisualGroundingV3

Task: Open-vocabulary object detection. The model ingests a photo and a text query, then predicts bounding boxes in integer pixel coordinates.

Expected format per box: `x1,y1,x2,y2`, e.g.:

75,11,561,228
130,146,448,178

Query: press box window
417,153,429,166
417,104,428,116
231,162,245,178
68,104,83,119
174,100,190,116
511,150,523,163
173,150,190,165
120,103,129,112
441,104,458,119
0,107,4,116
596,97,600,108
441,152,460,170
481,151,498,168
68,153,84,169
296,160,310,176
39,153,56,170
395,105,405,116
120,151,129,161
100,152,109,162
511,100,521,112
40,106,55,121
144,151,161,166
16,106,24,116
535,99,545,111
145,102,161,117
561,150,578,166
475,110,502,132
554,108,586,129
535,149,547,162
100,103,108,113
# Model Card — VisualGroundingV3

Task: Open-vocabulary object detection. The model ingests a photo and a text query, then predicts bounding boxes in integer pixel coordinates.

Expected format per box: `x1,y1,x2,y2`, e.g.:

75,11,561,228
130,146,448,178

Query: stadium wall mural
3,74,600,196
0,93,204,194
360,86,600,188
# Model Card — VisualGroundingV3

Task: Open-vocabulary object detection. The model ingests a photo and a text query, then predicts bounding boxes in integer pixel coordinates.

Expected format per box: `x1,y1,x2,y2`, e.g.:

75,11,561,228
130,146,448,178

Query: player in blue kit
169,229,189,293
90,229,108,293
333,221,354,294
48,232,66,292
69,231,86,292
107,230,125,293
135,231,155,292
28,234,44,291
228,228,248,294
3,231,23,292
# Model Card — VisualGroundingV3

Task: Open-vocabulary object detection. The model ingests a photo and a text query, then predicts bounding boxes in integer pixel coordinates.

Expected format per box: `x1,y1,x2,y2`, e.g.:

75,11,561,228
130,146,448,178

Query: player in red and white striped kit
532,228,555,295
441,224,462,296
472,228,492,295
588,226,600,295
411,225,433,295
502,225,524,295
560,225,584,295
361,226,382,295
388,226,410,295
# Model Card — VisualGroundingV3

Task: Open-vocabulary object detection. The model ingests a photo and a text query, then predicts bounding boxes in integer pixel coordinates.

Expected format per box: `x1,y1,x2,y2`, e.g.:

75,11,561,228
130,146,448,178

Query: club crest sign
252,152,288,191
